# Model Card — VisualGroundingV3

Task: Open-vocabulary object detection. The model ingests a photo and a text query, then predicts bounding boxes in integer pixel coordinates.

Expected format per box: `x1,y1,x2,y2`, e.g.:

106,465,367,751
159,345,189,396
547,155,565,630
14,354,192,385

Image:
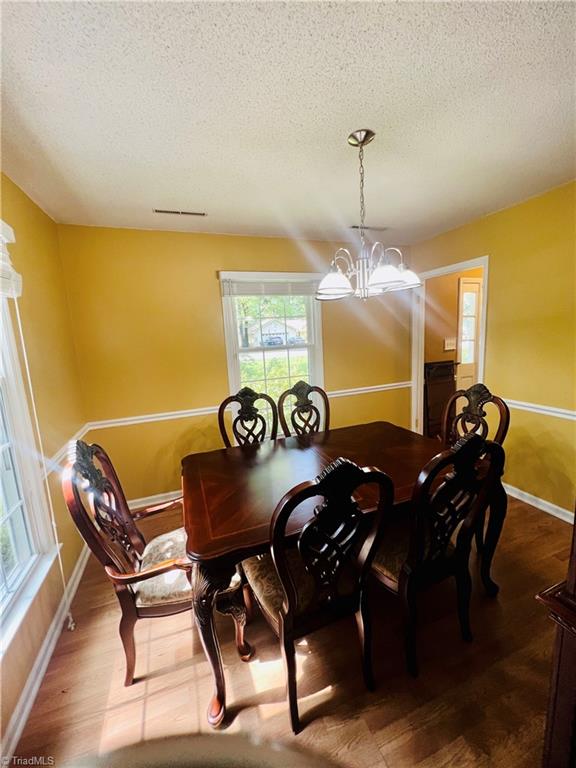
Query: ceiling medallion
316,129,421,301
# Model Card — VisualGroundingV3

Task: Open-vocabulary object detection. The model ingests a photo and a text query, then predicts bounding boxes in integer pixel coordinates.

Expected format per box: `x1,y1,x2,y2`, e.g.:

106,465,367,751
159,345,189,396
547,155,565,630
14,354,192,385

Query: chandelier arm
332,248,356,276
383,247,404,266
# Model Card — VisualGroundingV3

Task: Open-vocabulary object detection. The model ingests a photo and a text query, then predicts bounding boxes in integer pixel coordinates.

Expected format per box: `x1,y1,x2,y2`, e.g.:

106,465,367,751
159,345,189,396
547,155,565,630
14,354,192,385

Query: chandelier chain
358,145,365,245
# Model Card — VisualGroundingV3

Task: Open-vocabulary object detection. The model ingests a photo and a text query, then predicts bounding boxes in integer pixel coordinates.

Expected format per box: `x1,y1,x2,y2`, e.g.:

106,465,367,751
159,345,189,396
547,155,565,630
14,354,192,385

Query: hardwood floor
15,499,571,767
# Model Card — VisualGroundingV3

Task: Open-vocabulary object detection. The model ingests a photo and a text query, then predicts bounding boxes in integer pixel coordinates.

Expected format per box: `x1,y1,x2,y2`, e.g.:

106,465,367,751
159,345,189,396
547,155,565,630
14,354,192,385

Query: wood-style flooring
15,499,572,767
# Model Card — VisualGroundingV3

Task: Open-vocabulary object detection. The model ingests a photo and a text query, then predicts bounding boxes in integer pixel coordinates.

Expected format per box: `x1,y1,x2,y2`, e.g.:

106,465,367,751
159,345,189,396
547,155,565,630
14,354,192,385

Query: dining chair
218,386,279,447
242,457,394,733
371,433,505,677
440,382,510,446
61,440,252,686
277,380,330,437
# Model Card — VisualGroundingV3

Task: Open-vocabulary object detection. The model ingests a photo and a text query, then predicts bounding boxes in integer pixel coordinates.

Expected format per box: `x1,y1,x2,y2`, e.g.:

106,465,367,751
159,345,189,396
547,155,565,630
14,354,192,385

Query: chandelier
316,129,421,301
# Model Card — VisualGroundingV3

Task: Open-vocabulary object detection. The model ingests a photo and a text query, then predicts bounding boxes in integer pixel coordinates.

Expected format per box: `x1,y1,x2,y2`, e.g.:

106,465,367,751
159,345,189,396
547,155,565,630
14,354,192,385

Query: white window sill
0,546,60,656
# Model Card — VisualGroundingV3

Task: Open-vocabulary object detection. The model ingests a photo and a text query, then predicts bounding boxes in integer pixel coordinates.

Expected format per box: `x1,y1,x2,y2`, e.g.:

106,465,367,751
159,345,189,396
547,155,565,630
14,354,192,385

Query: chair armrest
131,496,183,521
105,557,191,585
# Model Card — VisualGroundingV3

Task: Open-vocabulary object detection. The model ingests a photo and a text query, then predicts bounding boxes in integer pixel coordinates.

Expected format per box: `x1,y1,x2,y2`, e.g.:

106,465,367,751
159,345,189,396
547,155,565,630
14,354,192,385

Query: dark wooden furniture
278,379,330,437
537,512,576,767
242,457,393,732
441,382,510,446
371,434,505,676
61,440,251,687
423,361,455,439
181,421,508,727
218,386,279,447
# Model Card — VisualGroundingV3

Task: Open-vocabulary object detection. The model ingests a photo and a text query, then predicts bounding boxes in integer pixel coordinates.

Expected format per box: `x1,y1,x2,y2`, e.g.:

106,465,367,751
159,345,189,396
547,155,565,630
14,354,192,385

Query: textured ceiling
1,1,575,243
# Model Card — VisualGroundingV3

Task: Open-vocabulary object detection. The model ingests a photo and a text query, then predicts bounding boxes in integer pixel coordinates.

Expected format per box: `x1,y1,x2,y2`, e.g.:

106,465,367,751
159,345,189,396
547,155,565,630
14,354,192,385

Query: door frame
410,255,489,433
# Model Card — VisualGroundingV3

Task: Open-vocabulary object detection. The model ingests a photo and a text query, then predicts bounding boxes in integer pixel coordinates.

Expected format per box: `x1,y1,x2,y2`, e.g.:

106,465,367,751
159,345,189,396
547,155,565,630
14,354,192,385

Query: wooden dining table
181,420,507,727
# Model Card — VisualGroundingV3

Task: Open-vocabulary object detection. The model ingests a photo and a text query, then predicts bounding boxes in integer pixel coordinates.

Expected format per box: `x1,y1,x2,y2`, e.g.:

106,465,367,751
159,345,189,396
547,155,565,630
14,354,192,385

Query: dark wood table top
181,421,444,564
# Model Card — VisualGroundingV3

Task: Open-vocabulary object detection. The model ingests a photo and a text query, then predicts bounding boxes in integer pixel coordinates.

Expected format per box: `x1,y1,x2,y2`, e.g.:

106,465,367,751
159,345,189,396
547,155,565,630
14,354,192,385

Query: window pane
6,505,32,576
239,352,265,383
285,296,307,318
288,349,309,379
260,297,285,318
461,340,475,364
462,291,477,316
462,317,476,341
264,349,290,380
0,448,21,516
286,317,308,345
266,377,291,402
237,316,259,348
0,520,16,576
261,318,287,347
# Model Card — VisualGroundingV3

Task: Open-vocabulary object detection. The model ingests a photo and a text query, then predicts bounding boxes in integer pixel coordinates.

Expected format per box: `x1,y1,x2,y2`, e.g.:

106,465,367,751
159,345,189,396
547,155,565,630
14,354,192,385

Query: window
221,272,324,408
1,223,53,616
0,380,35,605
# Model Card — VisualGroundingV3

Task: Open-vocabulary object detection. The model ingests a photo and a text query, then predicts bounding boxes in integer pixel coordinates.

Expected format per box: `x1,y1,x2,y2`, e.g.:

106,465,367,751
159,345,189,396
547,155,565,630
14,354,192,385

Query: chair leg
355,588,375,691
475,508,486,554
401,579,419,678
119,609,137,686
242,581,256,624
456,564,474,643
280,623,300,734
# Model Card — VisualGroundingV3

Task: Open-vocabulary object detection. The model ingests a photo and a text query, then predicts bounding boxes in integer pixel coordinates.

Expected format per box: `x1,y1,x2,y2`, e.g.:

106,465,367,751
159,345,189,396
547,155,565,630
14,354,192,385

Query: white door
456,277,483,390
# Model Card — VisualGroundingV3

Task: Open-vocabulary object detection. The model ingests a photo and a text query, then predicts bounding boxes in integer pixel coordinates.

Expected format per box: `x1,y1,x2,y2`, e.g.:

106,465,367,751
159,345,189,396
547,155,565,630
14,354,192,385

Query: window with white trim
0,374,35,606
220,272,324,408
1,223,53,616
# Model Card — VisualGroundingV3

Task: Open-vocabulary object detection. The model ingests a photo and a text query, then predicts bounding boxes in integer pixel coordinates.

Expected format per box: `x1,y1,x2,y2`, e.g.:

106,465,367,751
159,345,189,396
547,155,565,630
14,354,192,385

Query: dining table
181,420,507,727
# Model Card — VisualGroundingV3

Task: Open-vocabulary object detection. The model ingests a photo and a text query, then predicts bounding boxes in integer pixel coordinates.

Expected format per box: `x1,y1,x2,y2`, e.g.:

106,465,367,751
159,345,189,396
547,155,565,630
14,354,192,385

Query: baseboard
1,544,90,760
503,483,574,524
127,489,182,511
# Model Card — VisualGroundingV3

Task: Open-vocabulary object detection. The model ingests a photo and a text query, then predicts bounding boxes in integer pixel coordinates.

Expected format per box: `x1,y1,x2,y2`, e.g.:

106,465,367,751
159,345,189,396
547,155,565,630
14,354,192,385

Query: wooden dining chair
218,386,279,447
371,433,505,677
242,457,394,733
61,440,252,686
440,382,510,446
278,380,330,437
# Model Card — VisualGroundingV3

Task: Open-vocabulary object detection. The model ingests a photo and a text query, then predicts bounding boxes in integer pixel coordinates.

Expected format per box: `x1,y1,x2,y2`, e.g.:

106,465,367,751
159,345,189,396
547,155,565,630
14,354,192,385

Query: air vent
153,208,206,217
350,225,388,232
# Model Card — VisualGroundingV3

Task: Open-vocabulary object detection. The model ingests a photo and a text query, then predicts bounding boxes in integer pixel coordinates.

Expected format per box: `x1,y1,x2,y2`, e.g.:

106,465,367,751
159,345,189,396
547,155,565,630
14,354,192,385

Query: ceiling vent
153,208,206,216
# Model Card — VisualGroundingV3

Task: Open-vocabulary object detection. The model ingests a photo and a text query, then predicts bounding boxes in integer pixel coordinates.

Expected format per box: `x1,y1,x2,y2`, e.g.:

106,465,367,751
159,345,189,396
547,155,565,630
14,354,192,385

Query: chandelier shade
316,130,421,301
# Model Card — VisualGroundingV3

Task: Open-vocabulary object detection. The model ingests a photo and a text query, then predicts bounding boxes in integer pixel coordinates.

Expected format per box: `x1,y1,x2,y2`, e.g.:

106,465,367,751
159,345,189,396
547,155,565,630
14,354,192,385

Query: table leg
480,479,507,597
191,563,235,728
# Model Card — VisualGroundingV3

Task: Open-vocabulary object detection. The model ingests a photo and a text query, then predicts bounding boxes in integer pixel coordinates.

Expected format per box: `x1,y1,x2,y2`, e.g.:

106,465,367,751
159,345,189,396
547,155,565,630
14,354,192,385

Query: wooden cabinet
423,361,455,439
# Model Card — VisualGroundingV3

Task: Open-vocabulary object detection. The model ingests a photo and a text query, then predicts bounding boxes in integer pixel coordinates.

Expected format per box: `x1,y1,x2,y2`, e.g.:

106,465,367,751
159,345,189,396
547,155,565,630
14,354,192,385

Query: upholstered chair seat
134,527,190,607
371,520,455,585
242,549,319,626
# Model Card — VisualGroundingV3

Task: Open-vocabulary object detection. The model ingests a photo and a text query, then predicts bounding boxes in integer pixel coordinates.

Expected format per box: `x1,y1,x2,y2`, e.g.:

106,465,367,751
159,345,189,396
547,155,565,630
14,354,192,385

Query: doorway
410,256,488,435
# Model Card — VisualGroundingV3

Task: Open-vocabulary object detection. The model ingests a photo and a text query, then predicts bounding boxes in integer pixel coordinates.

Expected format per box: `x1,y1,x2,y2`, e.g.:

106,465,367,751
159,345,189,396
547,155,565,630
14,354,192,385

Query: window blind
220,272,321,297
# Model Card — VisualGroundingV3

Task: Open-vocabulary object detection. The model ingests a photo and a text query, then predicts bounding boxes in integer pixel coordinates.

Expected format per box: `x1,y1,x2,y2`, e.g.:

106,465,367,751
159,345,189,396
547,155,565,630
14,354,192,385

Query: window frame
220,271,325,398
1,289,54,619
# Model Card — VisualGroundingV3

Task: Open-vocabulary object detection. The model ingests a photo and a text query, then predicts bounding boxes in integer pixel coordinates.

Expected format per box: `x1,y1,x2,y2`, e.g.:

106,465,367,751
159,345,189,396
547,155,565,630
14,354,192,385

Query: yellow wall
0,175,85,736
57,224,412,500
412,181,576,511
1,171,574,738
424,266,484,363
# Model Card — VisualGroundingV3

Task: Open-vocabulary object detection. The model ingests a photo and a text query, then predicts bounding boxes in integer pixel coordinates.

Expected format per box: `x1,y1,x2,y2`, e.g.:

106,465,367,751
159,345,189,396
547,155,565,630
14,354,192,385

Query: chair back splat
441,383,510,446
278,379,330,437
409,433,505,568
62,440,145,574
218,386,279,447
